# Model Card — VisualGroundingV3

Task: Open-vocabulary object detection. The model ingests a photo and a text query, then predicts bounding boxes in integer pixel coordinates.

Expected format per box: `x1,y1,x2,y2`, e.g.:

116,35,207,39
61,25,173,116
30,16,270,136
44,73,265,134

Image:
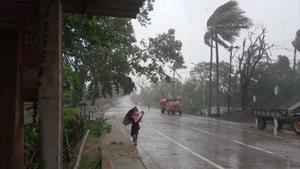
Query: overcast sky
132,0,300,80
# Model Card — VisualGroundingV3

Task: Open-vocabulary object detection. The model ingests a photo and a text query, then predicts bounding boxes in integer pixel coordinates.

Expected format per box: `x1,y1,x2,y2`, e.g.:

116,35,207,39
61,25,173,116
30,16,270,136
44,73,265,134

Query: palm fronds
207,0,252,43
204,30,230,49
292,29,300,52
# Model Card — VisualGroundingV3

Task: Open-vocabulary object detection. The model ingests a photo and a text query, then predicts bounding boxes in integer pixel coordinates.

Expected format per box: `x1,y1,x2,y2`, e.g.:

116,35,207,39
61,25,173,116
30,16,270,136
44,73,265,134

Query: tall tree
63,15,184,104
204,0,252,115
131,28,184,83
238,28,273,110
136,0,155,26
254,55,300,109
292,29,300,71
204,31,214,116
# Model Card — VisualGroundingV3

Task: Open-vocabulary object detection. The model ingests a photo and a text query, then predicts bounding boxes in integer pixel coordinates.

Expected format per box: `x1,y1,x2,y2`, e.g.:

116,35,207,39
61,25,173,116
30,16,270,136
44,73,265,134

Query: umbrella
122,106,138,126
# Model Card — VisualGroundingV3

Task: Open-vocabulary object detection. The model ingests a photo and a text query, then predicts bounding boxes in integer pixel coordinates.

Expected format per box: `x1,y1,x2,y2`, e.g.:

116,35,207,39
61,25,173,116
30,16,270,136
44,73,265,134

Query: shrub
87,119,112,137
63,107,80,139
24,122,39,169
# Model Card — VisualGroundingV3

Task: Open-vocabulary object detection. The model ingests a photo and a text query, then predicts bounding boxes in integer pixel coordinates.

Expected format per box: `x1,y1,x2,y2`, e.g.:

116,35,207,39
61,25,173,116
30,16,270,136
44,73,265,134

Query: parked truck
252,109,300,135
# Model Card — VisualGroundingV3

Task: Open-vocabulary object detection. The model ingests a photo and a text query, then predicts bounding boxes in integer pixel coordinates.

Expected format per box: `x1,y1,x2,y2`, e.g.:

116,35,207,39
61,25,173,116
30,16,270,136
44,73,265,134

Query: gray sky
132,0,300,80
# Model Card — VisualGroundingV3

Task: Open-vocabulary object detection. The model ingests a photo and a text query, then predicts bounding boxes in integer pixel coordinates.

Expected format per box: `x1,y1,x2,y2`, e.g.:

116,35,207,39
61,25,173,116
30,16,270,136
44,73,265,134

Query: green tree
131,28,184,83
136,0,155,26
63,14,184,104
204,0,252,115
63,62,80,106
254,55,300,108
190,61,240,110
238,28,272,110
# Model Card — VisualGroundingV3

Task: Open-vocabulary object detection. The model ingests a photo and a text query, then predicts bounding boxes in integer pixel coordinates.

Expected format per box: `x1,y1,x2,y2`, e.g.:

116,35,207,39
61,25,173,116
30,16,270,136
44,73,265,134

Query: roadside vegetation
63,119,112,169
24,122,39,169
131,55,300,114
131,1,300,116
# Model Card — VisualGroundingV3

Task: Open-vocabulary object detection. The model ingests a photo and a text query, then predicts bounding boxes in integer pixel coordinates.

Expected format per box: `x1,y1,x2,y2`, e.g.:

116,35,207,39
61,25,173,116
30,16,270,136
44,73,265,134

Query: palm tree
204,0,252,116
204,31,214,116
292,29,300,71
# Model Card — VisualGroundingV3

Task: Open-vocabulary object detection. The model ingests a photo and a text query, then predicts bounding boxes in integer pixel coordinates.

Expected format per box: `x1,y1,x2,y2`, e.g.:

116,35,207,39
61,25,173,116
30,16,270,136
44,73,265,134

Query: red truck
160,97,182,115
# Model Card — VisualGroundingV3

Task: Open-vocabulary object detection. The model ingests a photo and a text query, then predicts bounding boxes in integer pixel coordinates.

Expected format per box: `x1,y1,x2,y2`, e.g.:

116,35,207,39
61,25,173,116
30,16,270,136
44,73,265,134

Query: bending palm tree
204,0,252,116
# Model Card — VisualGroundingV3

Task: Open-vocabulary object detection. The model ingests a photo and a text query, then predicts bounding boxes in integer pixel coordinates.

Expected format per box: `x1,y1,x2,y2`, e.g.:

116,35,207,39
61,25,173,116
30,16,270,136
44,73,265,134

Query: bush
24,122,39,169
63,107,82,163
63,107,79,136
87,119,112,137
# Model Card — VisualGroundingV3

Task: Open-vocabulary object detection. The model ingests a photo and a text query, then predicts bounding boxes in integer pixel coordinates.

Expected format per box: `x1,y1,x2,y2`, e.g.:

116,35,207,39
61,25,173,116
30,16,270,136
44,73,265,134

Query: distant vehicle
160,98,167,114
160,97,182,115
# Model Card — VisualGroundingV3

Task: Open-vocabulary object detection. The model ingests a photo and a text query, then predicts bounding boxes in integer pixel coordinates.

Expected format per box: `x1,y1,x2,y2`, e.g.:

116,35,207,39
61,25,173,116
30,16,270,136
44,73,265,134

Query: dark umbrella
122,106,138,126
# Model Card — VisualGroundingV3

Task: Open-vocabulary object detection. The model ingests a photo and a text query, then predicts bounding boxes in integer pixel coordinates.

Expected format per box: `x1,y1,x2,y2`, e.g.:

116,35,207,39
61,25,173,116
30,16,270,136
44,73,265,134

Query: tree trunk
215,33,220,116
240,76,250,111
208,34,213,116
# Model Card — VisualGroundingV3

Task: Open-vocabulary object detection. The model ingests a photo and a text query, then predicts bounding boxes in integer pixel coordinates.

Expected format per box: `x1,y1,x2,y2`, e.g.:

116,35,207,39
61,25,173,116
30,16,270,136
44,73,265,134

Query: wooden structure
0,0,144,168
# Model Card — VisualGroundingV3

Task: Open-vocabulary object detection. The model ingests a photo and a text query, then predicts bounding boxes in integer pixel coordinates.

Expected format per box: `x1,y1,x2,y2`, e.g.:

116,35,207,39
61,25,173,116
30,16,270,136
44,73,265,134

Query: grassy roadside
64,119,112,169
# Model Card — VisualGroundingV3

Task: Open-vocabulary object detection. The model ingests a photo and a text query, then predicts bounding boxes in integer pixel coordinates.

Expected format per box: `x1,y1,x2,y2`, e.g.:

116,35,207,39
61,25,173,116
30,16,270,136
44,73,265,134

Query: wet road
105,98,300,169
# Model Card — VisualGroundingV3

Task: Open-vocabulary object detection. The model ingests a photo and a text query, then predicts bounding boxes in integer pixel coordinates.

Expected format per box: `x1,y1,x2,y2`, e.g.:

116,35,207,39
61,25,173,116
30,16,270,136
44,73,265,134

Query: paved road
105,97,300,169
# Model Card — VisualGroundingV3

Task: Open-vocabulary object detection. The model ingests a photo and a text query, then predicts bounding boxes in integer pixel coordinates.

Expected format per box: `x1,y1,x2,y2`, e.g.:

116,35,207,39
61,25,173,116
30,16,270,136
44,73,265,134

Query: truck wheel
293,117,300,135
257,117,267,130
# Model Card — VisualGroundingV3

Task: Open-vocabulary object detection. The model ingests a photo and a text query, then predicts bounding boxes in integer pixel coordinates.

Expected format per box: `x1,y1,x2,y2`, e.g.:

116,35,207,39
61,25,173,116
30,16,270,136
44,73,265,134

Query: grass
77,135,102,169
64,119,112,169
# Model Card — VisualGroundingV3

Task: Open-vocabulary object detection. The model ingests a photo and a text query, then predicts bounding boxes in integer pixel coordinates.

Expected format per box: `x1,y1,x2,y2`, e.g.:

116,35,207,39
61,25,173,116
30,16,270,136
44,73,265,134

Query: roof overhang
62,0,144,18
